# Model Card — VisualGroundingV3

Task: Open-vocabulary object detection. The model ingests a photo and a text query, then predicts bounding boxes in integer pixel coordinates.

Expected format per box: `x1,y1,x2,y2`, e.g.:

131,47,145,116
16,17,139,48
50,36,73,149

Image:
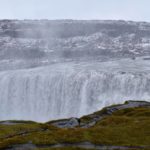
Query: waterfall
0,60,150,122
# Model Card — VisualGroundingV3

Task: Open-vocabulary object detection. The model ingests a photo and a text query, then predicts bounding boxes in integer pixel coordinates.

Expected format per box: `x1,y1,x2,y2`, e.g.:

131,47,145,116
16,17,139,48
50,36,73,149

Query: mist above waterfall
0,20,150,122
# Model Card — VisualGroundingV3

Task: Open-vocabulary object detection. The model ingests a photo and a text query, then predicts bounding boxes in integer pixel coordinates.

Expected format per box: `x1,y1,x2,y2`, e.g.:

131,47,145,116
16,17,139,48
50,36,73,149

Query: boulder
51,118,79,128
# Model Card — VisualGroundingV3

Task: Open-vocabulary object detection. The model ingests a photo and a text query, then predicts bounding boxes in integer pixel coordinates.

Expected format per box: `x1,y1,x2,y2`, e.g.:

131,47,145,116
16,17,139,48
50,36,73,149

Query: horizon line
0,19,150,23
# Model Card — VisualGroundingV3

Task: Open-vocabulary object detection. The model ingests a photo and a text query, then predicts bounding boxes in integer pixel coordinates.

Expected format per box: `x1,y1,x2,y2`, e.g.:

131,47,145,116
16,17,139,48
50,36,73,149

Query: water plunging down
0,58,150,122
1,20,150,122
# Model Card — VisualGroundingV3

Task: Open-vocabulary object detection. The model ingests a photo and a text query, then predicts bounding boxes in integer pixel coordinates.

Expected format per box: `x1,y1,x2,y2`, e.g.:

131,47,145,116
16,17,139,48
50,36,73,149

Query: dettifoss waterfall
0,59,150,122
1,20,150,122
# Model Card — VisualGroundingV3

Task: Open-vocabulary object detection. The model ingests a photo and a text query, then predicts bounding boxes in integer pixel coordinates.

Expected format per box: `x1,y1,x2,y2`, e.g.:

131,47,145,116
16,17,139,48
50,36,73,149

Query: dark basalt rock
51,117,80,128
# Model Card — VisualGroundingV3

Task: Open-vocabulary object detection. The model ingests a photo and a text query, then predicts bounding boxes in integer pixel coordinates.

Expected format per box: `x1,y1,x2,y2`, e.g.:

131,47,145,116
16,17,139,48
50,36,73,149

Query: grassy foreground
0,105,150,149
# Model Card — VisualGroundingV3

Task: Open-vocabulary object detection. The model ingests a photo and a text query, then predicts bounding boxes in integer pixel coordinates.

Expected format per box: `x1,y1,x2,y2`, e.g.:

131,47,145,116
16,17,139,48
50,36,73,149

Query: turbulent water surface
0,20,150,122
0,58,150,122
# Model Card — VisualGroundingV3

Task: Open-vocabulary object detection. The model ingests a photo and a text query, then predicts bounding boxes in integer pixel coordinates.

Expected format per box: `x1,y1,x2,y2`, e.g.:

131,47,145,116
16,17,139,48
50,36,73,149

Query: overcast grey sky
0,0,150,21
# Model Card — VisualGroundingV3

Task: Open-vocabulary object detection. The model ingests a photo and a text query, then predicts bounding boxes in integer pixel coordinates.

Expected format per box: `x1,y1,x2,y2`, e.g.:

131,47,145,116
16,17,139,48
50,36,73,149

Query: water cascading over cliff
0,59,150,122
0,20,150,122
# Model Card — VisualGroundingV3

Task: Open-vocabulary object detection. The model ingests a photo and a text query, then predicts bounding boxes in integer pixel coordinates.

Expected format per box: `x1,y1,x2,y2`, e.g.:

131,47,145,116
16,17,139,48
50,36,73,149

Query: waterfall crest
0,60,150,122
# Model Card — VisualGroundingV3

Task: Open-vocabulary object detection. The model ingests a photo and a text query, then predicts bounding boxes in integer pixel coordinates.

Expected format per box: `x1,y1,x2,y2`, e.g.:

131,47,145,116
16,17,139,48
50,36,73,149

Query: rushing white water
0,57,150,122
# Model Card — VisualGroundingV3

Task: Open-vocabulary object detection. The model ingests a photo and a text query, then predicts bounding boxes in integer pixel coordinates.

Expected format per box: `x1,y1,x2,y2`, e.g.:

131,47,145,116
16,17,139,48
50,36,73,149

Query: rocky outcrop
51,118,80,128
105,100,150,115
49,100,150,128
